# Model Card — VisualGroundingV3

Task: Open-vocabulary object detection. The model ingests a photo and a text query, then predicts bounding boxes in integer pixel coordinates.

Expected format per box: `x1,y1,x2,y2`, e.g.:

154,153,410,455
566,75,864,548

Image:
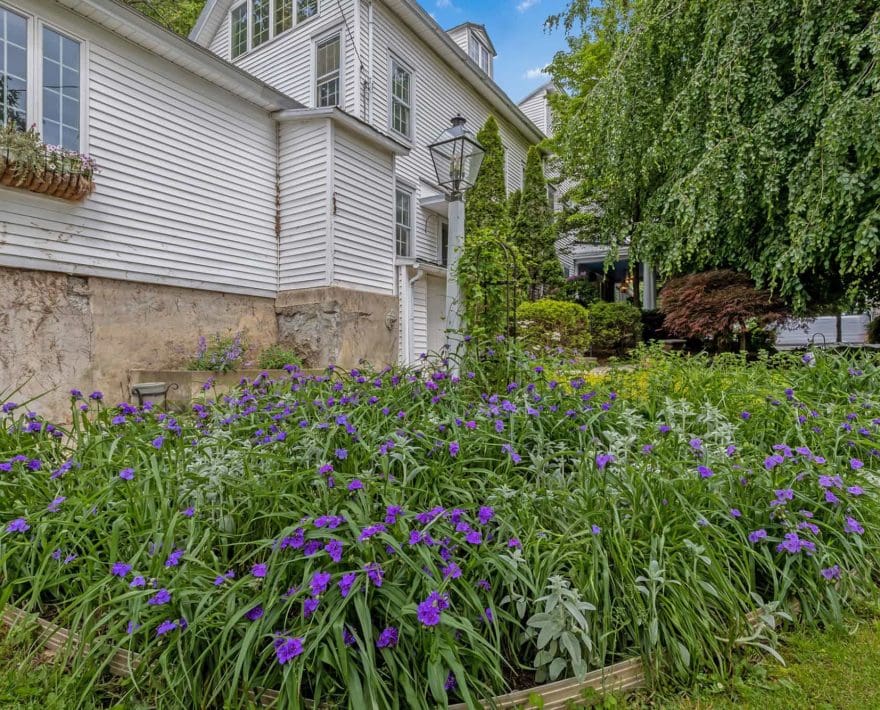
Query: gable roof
191,0,545,144
446,22,497,56
56,0,301,112
517,81,559,107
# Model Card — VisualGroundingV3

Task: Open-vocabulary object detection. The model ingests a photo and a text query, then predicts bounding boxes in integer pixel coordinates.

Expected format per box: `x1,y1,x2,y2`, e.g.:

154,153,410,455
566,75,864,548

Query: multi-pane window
42,27,81,151
297,0,319,23
390,59,411,139
395,186,413,258
315,35,340,107
252,0,270,48
230,3,248,58
274,0,293,34
0,7,28,131
469,34,491,75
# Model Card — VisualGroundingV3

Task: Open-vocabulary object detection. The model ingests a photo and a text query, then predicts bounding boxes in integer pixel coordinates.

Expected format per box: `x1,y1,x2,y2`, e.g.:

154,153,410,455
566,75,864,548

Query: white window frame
388,55,413,141
0,4,88,153
395,183,414,258
229,0,318,60
468,32,491,75
313,30,342,108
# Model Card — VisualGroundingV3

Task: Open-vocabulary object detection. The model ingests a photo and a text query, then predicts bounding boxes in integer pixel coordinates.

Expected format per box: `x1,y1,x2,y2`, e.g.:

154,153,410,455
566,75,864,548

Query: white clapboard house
0,0,545,413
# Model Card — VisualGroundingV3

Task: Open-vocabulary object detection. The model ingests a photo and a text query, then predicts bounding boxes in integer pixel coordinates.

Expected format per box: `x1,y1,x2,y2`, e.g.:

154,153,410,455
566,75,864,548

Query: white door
426,275,447,354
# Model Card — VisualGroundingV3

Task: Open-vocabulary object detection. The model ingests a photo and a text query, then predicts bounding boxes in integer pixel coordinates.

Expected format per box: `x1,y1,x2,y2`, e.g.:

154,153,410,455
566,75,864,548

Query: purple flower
776,533,815,555
130,575,146,588
844,516,864,535
417,591,449,627
821,565,842,581
111,562,132,577
385,505,403,525
376,626,399,648
213,570,234,586
303,596,320,618
126,621,141,634
483,607,494,623
119,468,135,481
364,562,384,587
274,635,305,664
740,411,751,420
245,605,264,621
148,589,171,606
595,453,615,471
507,537,522,549
182,507,195,518
318,463,334,475
748,529,768,544
730,508,742,518
156,619,178,636
343,628,357,646
310,571,332,596
591,524,601,535
658,424,671,434
47,496,66,513
89,391,104,401
449,441,460,457
477,506,494,525
5,518,29,533
252,563,268,578
325,539,343,563
165,548,185,568
359,524,387,542
689,438,703,451
347,479,364,492
697,466,714,479
443,562,463,580
465,530,482,545
335,448,348,460
339,572,357,597
151,436,165,449
847,485,864,496
850,458,864,470
825,490,840,504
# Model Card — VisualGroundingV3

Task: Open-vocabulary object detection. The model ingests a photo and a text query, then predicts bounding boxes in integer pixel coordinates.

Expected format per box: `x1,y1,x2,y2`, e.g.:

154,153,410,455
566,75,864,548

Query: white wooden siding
412,275,428,357
332,126,396,294
278,119,332,290
518,90,550,135
0,1,278,297
367,2,532,266
208,0,360,115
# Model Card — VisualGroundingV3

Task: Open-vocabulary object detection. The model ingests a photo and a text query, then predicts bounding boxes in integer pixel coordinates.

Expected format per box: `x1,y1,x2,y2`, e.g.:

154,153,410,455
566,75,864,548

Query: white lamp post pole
445,193,465,359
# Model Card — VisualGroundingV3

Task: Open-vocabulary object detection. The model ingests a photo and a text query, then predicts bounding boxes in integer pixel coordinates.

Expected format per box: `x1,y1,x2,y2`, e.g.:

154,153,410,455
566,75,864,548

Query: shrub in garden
586,301,641,356
186,331,248,372
1,347,879,708
517,298,591,352
660,270,789,351
556,274,600,309
258,345,302,370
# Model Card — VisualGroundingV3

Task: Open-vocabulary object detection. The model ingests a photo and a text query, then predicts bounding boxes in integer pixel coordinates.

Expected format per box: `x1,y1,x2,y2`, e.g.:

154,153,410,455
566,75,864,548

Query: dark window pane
43,28,81,150
275,0,293,33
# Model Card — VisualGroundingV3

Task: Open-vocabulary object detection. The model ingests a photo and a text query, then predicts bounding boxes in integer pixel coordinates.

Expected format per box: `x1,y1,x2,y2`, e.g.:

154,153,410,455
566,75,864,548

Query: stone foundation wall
276,286,399,368
0,266,277,421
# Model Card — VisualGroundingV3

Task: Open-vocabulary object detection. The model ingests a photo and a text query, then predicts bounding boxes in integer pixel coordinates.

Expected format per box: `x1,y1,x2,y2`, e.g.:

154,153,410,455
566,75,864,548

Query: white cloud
517,0,540,12
436,0,453,8
524,66,549,79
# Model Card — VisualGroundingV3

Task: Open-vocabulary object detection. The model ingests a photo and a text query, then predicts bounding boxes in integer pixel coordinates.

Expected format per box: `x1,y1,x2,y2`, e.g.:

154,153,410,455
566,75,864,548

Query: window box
0,124,96,201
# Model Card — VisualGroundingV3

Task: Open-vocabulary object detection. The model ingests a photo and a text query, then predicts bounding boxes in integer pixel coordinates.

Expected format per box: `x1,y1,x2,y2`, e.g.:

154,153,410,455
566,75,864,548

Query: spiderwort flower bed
1,348,879,709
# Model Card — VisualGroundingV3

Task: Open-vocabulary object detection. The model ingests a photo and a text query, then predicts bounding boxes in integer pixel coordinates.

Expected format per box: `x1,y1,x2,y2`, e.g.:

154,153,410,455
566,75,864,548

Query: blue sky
426,0,571,102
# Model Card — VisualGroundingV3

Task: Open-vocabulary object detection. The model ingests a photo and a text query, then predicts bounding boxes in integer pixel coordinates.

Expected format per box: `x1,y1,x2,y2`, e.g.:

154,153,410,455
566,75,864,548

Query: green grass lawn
631,607,880,710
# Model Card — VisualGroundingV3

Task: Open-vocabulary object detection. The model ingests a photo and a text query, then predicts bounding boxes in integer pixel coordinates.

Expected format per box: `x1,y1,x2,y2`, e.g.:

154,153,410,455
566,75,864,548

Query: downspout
406,267,425,364
274,121,281,298
367,0,375,124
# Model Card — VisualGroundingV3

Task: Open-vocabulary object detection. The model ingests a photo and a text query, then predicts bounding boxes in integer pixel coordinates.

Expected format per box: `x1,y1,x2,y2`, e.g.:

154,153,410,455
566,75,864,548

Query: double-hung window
275,0,293,34
0,7,28,131
251,0,270,48
315,35,340,107
395,186,413,258
0,7,83,152
390,59,411,139
230,3,248,58
468,34,491,75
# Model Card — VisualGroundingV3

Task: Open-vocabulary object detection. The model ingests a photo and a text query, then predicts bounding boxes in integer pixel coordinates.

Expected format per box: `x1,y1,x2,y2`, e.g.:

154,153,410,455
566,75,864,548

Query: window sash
390,61,411,138
297,0,319,23
440,221,449,267
395,188,412,257
0,6,28,131
41,27,81,151
274,0,293,34
252,0,270,48
315,35,340,107
230,3,248,58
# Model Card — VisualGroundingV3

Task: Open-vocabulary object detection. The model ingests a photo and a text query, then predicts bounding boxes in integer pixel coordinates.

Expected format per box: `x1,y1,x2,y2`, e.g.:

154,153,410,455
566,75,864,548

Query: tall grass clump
0,347,878,708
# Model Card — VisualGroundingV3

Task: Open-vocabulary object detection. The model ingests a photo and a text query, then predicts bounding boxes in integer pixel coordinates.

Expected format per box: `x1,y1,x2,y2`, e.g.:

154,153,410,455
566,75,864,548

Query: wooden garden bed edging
1,604,141,677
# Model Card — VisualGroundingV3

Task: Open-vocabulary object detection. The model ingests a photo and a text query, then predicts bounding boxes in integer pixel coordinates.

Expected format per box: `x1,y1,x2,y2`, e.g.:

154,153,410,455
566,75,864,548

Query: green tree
507,189,522,225
513,146,563,299
464,116,509,235
547,0,880,311
122,1,206,36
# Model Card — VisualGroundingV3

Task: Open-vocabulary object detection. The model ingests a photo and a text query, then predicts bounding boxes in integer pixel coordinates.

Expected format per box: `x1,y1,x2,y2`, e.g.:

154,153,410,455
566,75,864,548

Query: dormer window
230,0,318,59
469,33,491,76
